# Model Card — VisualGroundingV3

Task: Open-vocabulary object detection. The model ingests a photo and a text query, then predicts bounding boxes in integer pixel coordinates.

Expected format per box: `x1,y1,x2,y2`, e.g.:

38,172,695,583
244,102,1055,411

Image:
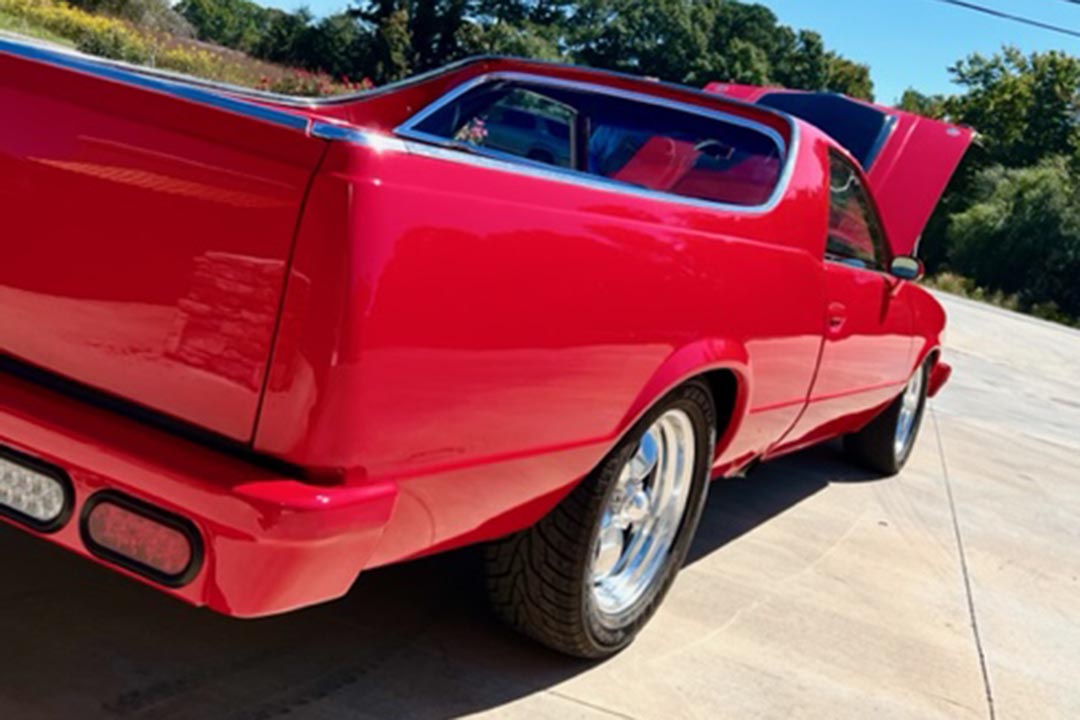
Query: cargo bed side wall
0,51,325,440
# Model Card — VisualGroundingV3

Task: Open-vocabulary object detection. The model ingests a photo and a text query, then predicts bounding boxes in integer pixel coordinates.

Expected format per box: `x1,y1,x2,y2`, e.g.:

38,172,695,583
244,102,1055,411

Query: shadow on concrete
687,440,881,565
0,442,885,720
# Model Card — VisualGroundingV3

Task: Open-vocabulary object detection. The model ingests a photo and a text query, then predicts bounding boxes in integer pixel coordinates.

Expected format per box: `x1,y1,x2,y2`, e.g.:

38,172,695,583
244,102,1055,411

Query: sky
756,0,1080,103
254,0,1080,104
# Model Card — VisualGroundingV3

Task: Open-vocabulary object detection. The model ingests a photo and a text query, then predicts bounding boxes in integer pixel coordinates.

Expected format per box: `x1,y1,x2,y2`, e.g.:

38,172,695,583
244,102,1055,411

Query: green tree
918,47,1080,284
371,6,412,81
456,19,562,60
307,13,368,78
947,158,1080,320
571,0,717,83
350,0,475,74
771,28,827,91
252,8,313,65
707,0,784,85
896,88,946,119
569,0,867,93
459,0,571,60
723,37,770,85
176,0,269,52
826,52,873,100
475,0,574,26
945,47,1080,167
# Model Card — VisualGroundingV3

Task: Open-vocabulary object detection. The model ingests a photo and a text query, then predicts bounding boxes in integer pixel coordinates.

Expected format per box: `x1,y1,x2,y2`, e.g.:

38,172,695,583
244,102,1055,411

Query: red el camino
0,38,971,658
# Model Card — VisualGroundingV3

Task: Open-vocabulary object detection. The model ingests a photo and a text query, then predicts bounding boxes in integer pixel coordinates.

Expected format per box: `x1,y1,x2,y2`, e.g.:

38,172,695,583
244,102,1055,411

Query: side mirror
889,256,924,281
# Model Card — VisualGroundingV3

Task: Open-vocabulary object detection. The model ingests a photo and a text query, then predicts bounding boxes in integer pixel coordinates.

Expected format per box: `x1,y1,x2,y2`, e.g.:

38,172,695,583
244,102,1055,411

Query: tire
485,380,716,658
843,361,929,476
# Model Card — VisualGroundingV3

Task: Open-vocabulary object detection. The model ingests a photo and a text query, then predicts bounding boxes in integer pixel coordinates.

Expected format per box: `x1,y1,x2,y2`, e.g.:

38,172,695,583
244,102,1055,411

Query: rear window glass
585,100,782,207
407,79,785,207
413,85,577,168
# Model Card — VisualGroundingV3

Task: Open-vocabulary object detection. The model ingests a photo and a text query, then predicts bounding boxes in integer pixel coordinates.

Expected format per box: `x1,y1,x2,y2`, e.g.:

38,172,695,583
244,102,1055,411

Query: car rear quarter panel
256,123,833,563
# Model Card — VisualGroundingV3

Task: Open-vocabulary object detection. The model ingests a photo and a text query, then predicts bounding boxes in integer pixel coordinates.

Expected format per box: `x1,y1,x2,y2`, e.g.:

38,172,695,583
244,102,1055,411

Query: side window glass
587,99,782,207
827,153,888,269
411,84,577,168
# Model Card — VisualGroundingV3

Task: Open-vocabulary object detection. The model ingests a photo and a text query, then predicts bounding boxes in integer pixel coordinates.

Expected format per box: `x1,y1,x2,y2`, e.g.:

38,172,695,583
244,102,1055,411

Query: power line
930,0,1080,39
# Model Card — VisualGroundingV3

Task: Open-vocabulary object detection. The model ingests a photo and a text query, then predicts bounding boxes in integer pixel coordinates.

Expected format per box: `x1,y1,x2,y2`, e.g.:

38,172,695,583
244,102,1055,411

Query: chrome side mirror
890,255,924,281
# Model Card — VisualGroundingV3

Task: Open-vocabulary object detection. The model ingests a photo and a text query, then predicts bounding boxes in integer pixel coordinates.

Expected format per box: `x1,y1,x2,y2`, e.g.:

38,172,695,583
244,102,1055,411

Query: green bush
947,157,1080,322
1,0,149,61
67,0,192,36
0,0,357,95
155,43,219,76
75,24,147,61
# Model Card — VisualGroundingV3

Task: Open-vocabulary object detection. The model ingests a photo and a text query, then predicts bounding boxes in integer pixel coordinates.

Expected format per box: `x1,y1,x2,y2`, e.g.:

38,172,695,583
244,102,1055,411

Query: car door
772,151,913,452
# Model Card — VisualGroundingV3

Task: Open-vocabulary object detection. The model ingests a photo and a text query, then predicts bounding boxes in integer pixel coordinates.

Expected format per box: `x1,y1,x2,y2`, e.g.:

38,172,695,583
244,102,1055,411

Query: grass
0,0,369,96
0,8,75,46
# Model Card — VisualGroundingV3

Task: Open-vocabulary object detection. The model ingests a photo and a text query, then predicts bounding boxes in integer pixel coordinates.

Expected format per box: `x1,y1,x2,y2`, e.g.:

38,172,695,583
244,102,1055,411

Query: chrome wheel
486,380,714,658
590,409,696,623
894,368,924,458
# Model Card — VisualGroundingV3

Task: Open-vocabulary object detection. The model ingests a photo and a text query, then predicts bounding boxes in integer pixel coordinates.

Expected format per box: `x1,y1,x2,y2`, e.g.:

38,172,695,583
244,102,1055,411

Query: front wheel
485,381,715,658
844,361,929,475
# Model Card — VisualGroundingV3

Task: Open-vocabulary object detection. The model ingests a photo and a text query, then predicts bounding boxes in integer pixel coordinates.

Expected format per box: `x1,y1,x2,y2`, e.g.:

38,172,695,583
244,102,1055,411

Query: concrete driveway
0,292,1076,719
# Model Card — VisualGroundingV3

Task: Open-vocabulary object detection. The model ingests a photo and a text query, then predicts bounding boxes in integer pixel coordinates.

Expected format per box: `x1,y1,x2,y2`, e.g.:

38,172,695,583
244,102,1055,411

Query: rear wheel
844,362,929,475
485,381,715,658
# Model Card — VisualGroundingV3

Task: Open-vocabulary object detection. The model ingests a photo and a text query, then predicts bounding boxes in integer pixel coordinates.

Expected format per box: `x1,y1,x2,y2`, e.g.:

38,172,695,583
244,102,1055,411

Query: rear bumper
0,370,397,617
927,360,952,398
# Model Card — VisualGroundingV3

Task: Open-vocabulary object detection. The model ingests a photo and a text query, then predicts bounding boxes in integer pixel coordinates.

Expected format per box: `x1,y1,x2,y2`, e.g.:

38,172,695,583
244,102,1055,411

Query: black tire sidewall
844,359,932,476
581,381,716,653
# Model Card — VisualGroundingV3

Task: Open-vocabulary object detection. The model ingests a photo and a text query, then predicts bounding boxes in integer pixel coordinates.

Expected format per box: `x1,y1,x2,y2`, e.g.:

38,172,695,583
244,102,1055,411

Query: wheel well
697,369,739,444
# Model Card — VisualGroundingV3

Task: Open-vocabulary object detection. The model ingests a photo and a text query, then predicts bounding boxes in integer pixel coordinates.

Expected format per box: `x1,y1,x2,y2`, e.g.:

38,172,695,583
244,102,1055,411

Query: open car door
705,83,974,257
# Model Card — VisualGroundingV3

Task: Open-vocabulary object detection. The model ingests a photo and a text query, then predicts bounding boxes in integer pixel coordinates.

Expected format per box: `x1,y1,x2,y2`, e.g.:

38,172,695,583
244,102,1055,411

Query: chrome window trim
400,72,788,156
0,32,396,150
0,35,311,133
394,72,798,215
309,121,409,152
1,34,799,214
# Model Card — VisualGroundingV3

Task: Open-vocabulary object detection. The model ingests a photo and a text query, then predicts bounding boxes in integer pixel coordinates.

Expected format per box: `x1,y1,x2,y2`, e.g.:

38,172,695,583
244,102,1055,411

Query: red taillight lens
83,494,201,585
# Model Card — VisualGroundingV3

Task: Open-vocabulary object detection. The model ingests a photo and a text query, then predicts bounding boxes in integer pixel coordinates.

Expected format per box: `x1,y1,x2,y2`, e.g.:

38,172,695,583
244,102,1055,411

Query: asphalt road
0,292,1076,720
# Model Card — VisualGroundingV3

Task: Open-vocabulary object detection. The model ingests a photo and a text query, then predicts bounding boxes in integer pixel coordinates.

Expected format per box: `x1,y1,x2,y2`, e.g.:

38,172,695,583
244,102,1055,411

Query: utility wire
930,0,1080,39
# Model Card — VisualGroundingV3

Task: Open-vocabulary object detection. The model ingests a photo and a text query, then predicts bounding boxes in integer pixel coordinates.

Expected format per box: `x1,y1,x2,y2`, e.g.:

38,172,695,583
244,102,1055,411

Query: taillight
81,492,202,586
0,447,72,532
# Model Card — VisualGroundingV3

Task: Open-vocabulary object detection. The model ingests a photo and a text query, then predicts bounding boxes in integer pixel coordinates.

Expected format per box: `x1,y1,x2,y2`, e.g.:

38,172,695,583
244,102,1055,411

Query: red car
0,38,971,658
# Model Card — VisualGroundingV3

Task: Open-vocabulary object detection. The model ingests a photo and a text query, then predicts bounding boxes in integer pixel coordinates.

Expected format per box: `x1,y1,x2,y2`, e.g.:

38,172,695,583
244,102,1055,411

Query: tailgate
0,43,325,441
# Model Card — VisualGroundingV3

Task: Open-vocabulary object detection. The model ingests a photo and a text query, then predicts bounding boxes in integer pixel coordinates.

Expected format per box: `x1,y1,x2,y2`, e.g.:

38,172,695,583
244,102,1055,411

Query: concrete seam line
547,690,641,720
930,405,997,720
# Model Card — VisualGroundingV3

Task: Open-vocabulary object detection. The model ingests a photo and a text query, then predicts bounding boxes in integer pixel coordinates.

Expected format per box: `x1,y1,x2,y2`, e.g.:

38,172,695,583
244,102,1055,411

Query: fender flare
613,337,752,462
